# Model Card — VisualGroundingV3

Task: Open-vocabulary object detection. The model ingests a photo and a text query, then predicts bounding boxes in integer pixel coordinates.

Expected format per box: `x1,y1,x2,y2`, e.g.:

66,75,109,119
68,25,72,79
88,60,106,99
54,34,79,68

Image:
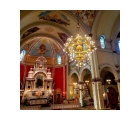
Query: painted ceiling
20,10,120,58
20,10,99,44
20,37,63,57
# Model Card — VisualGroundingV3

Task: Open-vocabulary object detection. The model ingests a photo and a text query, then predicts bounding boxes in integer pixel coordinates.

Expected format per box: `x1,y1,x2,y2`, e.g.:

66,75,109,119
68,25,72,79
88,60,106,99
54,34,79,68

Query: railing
51,103,80,110
29,99,48,105
20,105,41,110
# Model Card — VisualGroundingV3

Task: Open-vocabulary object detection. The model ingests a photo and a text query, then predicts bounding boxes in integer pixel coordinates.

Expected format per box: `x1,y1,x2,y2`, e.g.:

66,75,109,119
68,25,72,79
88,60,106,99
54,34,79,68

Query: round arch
79,65,91,81
20,34,64,48
70,70,80,81
99,63,119,81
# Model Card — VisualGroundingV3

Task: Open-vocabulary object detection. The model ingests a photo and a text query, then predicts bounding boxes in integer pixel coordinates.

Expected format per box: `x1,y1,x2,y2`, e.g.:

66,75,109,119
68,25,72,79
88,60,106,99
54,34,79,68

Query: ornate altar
22,56,53,105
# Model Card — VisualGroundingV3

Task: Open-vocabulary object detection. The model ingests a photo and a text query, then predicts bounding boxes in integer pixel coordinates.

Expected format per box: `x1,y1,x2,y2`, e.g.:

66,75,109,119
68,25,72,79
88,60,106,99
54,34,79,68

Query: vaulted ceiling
20,10,120,58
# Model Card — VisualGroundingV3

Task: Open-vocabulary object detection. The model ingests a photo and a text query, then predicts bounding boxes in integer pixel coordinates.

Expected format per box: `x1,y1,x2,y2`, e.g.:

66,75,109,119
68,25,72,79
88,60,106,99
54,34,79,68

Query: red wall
26,65,34,77
53,67,63,91
20,63,25,82
65,65,67,98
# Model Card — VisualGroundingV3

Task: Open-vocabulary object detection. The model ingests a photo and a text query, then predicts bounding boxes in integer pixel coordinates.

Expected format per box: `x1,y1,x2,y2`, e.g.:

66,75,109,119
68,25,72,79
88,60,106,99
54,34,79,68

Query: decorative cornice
91,77,102,82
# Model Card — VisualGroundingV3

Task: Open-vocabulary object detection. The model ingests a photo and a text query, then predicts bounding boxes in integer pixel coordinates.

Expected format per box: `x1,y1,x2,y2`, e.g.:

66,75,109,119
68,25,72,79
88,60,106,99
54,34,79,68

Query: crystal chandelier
63,11,97,67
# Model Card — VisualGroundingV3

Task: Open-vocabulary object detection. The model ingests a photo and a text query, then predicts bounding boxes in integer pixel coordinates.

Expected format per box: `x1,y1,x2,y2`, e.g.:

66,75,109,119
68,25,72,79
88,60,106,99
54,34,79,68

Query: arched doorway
69,73,79,102
80,69,93,106
101,70,119,108
55,88,62,104
106,87,118,106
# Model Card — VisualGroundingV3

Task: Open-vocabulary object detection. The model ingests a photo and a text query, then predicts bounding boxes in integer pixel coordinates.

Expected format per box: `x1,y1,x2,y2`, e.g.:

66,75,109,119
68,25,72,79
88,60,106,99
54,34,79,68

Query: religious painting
72,10,99,30
36,75,43,88
52,43,61,54
38,11,70,26
21,27,40,39
57,32,69,43
37,44,48,55
45,26,54,32
23,39,36,50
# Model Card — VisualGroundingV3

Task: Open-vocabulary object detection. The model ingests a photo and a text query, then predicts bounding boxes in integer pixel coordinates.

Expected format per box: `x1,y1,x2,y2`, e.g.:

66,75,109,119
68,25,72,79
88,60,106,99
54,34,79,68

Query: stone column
89,49,104,109
91,81,99,109
96,81,104,109
78,81,84,107
115,79,120,96
115,79,120,104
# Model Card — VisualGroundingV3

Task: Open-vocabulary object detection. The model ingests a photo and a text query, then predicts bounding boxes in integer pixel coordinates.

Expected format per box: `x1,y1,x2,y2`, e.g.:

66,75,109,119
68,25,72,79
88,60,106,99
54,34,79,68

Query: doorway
107,87,118,106
56,94,61,104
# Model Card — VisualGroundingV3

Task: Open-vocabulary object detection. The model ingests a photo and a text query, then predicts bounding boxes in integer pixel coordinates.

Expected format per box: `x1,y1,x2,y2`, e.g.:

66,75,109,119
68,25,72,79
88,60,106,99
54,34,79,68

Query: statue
36,77,43,88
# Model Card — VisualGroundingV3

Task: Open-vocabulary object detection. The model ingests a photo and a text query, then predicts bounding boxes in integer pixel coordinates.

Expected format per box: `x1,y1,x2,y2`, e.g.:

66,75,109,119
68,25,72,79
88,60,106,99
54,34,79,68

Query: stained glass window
57,55,61,64
20,50,26,61
100,35,106,49
118,41,120,50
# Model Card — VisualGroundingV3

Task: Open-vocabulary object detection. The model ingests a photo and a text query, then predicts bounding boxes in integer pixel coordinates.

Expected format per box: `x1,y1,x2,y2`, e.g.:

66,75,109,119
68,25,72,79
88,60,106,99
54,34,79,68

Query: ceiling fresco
21,27,40,39
49,39,63,56
30,38,52,57
38,11,70,26
57,32,69,43
20,37,63,58
72,10,99,31
23,39,36,50
37,44,48,55
20,37,41,53
20,10,120,59
45,26,54,32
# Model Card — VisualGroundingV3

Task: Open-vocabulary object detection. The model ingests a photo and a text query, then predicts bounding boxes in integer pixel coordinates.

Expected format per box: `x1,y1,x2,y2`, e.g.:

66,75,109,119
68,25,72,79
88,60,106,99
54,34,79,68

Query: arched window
118,40,120,50
100,35,106,49
20,50,26,61
57,55,61,64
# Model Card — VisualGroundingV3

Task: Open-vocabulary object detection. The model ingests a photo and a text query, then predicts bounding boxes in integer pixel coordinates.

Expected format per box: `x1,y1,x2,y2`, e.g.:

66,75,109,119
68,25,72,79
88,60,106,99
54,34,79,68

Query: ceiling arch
20,33,64,48
20,36,63,58
20,10,100,47
95,10,120,40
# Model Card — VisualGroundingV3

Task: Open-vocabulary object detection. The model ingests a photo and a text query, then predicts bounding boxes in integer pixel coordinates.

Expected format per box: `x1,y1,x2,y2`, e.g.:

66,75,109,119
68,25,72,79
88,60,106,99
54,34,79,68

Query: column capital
91,77,102,82
115,79,120,83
